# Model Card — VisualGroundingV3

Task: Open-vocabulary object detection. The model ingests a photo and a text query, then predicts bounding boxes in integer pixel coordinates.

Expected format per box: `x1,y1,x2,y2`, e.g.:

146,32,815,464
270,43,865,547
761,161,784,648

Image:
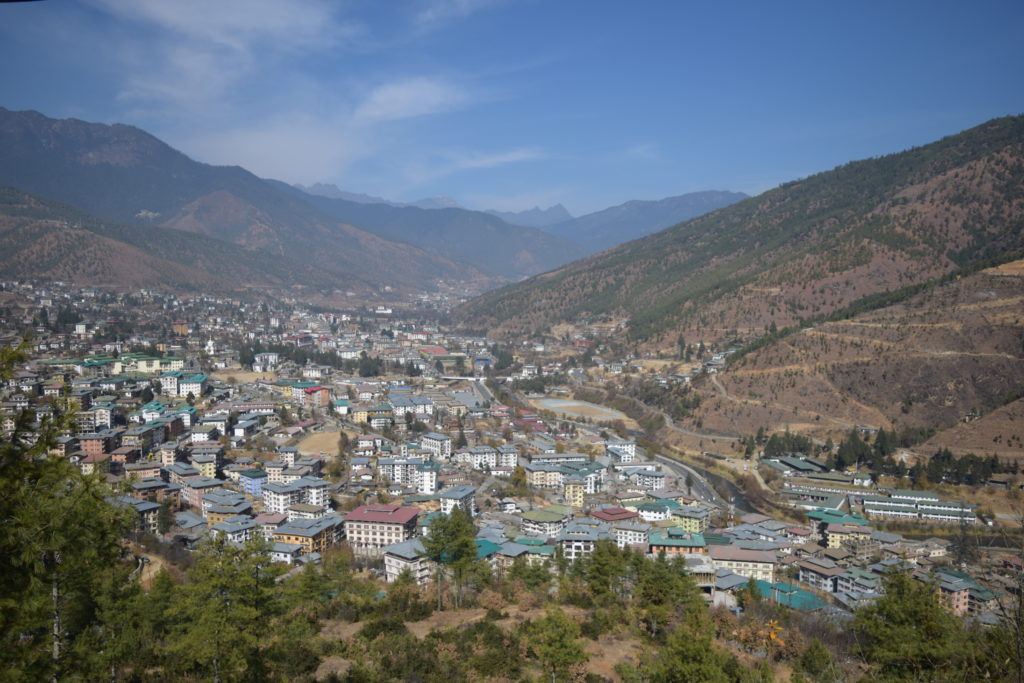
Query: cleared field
534,398,629,422
297,429,348,455
210,370,277,383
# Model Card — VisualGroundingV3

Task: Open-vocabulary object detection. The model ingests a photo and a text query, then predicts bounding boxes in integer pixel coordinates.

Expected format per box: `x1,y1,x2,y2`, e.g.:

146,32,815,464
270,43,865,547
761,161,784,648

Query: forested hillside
0,187,350,292
456,116,1024,345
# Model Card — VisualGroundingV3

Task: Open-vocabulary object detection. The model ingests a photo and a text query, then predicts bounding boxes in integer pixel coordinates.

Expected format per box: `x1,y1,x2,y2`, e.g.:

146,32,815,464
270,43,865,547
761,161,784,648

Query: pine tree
166,536,278,681
529,607,587,683
853,572,968,680
0,341,133,680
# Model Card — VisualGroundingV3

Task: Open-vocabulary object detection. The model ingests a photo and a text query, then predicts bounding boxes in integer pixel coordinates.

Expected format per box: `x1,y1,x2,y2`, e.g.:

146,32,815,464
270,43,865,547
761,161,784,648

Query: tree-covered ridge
456,115,1024,344
0,186,351,291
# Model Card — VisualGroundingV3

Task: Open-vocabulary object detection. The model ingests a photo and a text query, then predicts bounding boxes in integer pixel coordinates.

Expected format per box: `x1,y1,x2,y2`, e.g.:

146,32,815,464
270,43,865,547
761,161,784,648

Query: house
344,504,419,553
177,374,208,398
824,523,873,549
610,520,651,549
179,476,224,509
415,462,440,495
674,506,713,533
263,482,305,515
212,516,259,545
114,496,161,534
270,542,304,565
590,507,639,524
563,476,586,509
238,469,268,498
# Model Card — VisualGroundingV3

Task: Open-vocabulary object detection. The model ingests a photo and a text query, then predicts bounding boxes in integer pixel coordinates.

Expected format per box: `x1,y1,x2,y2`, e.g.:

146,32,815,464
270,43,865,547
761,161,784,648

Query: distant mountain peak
485,203,575,228
410,196,463,210
293,182,396,206
545,190,748,254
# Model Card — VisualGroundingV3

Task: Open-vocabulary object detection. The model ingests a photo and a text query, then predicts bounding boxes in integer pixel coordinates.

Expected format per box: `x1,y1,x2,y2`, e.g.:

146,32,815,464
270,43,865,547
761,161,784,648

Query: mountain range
280,183,582,280
456,115,1024,344
485,204,574,228
544,190,748,254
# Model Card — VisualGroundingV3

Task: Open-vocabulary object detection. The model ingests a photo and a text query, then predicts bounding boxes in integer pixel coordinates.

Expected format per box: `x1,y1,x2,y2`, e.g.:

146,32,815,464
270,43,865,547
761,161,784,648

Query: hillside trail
708,373,861,431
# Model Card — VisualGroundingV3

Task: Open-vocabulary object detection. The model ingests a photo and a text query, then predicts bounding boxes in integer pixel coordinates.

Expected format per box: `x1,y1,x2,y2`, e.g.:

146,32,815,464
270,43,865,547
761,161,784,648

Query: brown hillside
687,262,1024,444
0,214,226,290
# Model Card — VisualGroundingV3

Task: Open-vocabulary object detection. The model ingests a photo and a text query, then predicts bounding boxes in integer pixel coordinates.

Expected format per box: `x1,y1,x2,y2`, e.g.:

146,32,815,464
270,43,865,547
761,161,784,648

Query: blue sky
1,1,1022,215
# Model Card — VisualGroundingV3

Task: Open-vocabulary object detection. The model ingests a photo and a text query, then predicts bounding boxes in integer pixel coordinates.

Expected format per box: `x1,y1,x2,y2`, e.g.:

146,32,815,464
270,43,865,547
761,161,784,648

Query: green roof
807,508,868,526
475,539,502,559
649,529,705,547
752,581,826,611
514,536,548,546
521,509,568,523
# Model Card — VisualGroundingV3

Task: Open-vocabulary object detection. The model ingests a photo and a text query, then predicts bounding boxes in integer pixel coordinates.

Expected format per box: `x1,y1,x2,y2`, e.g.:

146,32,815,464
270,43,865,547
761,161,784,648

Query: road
652,452,726,507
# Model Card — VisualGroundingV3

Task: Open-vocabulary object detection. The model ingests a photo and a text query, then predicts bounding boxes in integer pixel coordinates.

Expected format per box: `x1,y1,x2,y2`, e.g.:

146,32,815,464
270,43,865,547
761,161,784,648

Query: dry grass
210,370,277,383
297,429,356,455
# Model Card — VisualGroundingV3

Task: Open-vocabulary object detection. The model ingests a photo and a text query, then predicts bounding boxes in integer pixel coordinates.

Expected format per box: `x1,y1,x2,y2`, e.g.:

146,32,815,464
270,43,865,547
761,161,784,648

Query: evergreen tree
166,536,278,681
853,572,968,680
421,508,478,610
0,340,133,681
529,607,587,683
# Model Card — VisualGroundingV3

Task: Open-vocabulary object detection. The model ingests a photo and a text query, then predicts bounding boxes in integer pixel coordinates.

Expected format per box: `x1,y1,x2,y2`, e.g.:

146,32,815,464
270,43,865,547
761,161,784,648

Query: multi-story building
439,485,477,517
273,514,345,555
419,430,452,462
262,482,305,516
378,457,423,485
557,519,613,562
344,504,419,552
383,538,433,585
708,546,776,583
647,528,707,555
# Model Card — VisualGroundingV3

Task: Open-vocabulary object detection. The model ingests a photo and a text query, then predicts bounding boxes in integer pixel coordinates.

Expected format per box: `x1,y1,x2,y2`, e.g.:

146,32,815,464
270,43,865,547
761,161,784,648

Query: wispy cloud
64,0,527,194
184,112,370,185
624,142,661,161
88,0,345,52
402,146,546,186
413,0,504,32
88,0,354,118
354,77,469,123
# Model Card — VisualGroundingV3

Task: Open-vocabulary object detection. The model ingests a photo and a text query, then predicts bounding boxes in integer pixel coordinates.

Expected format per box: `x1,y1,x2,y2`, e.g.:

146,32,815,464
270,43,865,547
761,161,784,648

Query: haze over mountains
544,190,748,254
0,107,749,294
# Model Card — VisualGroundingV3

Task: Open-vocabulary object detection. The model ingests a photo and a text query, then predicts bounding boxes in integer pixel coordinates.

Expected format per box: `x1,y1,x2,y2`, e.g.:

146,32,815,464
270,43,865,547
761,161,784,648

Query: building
708,545,776,583
238,469,268,498
797,557,844,593
520,508,570,537
563,476,586,509
557,519,613,562
344,504,419,552
273,514,345,555
439,485,477,517
383,538,433,585
611,520,651,549
648,528,707,555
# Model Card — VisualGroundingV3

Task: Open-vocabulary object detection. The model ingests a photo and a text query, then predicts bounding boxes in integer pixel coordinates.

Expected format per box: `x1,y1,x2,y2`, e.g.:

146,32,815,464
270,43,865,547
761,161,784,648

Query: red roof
347,504,418,524
590,507,639,522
